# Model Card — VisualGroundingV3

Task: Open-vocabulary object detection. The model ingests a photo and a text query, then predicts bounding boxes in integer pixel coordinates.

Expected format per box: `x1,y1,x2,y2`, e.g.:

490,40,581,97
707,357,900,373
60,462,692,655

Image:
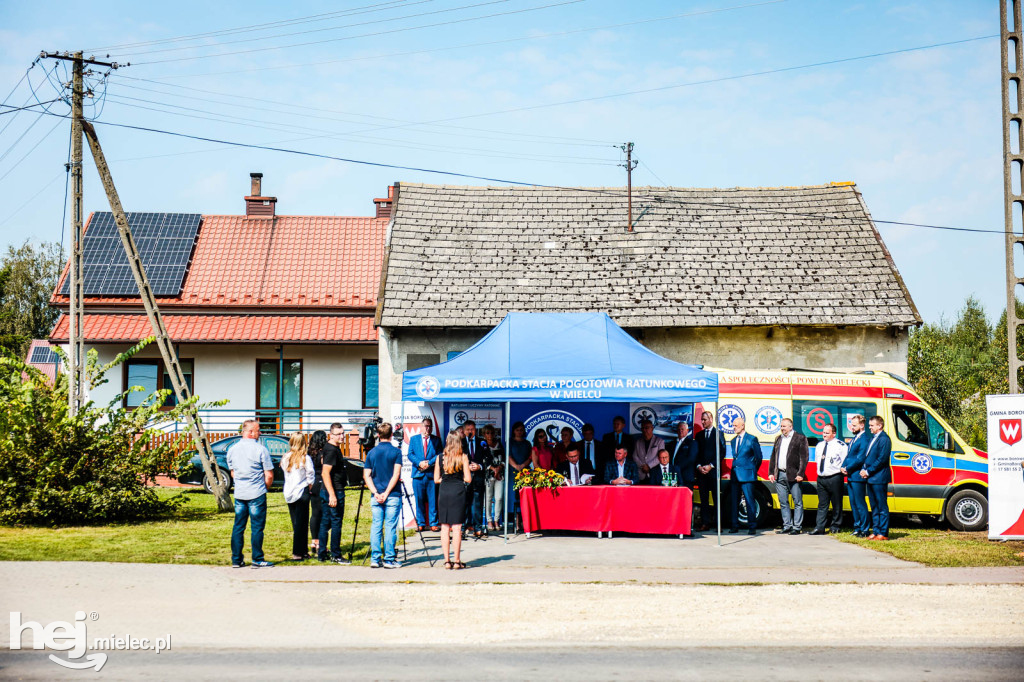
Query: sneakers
331,556,351,565
369,559,381,568
251,561,274,569
231,561,246,568
383,560,402,569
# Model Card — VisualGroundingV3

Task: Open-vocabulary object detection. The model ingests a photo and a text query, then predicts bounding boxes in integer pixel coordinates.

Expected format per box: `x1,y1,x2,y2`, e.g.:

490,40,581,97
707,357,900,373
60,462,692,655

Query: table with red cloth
519,485,692,536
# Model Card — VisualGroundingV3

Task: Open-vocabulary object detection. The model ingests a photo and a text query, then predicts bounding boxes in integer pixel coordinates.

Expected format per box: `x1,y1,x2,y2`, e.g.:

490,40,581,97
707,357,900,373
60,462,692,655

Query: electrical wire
84,0,423,52
122,0,509,58
59,126,72,259
0,99,63,116
0,118,64,183
43,114,1004,235
131,0,587,65
145,0,785,80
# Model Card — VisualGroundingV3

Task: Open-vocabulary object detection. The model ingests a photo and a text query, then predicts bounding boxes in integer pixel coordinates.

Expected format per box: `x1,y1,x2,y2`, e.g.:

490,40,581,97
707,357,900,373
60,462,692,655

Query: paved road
3,646,1023,680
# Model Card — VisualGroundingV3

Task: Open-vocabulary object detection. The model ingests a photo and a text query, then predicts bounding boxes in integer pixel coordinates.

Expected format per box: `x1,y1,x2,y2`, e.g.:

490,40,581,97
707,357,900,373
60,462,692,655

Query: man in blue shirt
226,419,275,568
364,422,404,569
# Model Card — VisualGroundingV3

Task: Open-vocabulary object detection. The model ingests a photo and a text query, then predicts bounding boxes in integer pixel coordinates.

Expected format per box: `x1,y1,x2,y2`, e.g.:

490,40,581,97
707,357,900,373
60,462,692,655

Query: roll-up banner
985,394,1024,540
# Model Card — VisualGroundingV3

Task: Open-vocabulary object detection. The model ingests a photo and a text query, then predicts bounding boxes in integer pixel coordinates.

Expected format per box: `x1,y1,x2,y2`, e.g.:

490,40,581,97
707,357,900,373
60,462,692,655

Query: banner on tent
986,394,1024,540
446,403,504,437
390,401,444,529
628,403,694,438
510,402,627,442
408,374,716,403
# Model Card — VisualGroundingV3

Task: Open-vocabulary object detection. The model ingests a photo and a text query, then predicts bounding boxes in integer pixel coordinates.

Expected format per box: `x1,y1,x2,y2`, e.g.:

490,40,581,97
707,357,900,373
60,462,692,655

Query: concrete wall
75,342,377,412
377,324,910,419
640,325,909,376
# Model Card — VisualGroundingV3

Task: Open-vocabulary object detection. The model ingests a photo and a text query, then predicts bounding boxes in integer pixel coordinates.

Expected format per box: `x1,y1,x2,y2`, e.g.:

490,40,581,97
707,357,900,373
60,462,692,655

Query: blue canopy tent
401,312,723,541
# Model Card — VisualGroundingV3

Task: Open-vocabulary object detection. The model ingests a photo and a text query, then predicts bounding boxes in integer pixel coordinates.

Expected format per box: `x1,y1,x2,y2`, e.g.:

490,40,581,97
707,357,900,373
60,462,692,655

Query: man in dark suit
556,443,596,486
649,449,684,486
578,423,603,484
694,410,727,531
666,420,698,488
407,416,443,531
601,416,634,467
727,417,763,535
841,414,871,537
767,418,809,535
860,415,892,541
604,445,639,486
461,419,491,538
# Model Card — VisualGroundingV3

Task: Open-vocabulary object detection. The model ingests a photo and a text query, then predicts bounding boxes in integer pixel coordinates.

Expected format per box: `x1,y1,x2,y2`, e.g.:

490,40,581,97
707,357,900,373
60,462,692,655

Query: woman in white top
282,432,316,560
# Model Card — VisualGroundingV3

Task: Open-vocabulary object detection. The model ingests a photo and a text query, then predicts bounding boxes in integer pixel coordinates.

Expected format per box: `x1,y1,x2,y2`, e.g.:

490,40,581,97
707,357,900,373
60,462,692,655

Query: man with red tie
407,417,442,531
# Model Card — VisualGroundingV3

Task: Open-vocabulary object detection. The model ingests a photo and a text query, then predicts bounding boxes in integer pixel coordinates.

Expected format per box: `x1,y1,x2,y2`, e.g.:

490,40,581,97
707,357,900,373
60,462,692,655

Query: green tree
0,338,220,526
0,240,63,358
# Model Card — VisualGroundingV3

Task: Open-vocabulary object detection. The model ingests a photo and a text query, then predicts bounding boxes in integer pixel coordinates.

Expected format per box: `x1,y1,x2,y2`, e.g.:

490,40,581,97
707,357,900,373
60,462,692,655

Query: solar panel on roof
30,346,60,365
60,212,202,297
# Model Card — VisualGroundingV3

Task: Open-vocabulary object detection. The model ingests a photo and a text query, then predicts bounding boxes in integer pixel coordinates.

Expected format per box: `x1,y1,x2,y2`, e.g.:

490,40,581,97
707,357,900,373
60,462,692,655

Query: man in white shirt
811,423,848,535
767,418,809,535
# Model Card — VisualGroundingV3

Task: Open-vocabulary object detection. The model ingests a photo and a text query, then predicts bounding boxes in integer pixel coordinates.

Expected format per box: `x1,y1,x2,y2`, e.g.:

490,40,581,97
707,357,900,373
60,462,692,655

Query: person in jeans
305,430,327,555
364,422,404,569
282,431,316,560
226,419,275,568
318,422,350,564
481,424,505,532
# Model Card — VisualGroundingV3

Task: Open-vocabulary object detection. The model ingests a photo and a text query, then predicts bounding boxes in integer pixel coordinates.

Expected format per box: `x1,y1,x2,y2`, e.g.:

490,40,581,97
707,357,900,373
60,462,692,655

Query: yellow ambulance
695,369,988,531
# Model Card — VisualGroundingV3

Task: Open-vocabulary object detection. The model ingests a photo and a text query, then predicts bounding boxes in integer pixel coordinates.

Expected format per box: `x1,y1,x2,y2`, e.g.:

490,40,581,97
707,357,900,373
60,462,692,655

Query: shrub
0,339,217,526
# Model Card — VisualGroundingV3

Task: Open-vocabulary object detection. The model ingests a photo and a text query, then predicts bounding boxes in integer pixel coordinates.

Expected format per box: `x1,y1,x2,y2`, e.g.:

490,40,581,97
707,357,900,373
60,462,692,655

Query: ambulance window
890,404,960,452
891,405,929,446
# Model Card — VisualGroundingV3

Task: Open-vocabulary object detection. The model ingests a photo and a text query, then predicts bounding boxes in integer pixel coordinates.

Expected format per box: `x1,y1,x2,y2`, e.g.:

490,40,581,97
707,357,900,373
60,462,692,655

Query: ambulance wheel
945,489,987,532
730,487,771,528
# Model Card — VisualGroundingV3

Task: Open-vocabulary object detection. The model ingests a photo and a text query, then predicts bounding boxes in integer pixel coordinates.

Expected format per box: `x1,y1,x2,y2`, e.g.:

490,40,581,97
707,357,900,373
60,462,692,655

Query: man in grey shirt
226,419,275,568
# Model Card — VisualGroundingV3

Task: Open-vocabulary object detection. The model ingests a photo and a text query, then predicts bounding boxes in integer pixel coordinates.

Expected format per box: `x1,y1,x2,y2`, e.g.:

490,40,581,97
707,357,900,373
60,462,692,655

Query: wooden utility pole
620,142,638,232
81,120,232,511
42,51,231,510
1002,0,1024,393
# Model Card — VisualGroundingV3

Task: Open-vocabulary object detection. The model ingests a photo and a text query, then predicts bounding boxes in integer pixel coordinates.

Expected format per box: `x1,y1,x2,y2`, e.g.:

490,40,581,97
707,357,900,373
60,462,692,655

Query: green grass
834,522,1024,567
0,488,410,566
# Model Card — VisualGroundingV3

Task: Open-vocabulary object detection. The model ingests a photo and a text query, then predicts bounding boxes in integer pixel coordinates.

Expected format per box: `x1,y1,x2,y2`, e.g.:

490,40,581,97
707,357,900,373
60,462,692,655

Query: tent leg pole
715,401,721,548
504,401,511,545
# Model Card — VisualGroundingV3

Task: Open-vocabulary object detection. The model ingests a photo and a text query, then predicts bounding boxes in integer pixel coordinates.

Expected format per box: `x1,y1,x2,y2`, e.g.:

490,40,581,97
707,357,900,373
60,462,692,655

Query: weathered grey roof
377,182,921,329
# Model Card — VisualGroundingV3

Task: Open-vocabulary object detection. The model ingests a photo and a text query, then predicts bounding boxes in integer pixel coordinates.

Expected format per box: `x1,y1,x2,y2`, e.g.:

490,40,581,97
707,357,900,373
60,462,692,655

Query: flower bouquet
513,467,566,491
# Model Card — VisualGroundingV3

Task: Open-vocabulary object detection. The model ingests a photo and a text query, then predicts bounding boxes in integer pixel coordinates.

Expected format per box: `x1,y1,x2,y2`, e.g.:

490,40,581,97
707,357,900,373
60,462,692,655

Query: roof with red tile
52,214,387,310
49,313,377,344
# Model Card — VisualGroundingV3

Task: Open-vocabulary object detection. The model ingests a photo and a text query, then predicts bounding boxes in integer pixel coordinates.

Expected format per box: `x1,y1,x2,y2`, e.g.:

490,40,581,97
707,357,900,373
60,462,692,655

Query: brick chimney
373,184,394,219
245,172,277,218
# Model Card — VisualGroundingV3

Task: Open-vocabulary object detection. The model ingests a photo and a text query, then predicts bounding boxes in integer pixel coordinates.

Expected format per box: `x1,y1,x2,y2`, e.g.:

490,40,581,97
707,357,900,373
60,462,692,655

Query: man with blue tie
727,417,763,535
860,415,893,541
841,414,871,537
407,417,442,531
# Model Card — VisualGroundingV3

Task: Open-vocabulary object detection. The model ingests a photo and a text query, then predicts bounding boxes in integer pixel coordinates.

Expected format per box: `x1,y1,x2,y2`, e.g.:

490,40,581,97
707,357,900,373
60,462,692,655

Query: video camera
359,415,382,450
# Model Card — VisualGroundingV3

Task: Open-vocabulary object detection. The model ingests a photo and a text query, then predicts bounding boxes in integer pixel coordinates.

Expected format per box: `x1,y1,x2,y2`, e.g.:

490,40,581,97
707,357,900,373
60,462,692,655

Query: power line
360,34,1000,132
145,0,785,80
0,117,63,183
122,0,509,58
0,98,64,116
132,0,587,65
85,0,421,51
47,114,1005,235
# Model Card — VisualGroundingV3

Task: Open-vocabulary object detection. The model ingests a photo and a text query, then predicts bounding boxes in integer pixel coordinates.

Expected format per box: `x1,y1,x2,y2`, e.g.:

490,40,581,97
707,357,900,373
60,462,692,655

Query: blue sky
0,0,1002,325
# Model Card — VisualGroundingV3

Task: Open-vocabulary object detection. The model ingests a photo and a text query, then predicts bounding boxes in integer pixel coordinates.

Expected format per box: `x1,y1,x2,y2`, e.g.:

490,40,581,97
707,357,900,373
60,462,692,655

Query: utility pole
41,51,124,414
40,52,231,510
1001,1,1023,393
620,142,638,232
81,120,231,511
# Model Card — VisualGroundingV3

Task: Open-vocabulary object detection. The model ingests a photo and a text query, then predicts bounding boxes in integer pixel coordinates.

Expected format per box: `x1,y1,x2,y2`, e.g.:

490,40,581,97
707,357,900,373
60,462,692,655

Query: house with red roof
48,173,389,433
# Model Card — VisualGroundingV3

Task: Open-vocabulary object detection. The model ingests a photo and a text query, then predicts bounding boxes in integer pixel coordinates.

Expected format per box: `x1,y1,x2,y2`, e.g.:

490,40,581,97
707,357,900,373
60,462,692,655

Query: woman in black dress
434,430,471,569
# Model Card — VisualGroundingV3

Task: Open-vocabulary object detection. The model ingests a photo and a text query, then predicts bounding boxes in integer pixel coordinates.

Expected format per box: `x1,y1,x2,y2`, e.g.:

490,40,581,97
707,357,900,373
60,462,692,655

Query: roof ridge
398,182,859,192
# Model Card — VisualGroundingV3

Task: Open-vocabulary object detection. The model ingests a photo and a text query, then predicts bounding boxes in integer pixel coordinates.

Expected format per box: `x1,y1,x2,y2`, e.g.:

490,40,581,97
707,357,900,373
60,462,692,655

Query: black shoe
728,528,739,534
331,556,351,565
789,529,801,535
776,527,788,533
810,529,826,535
747,529,756,535
830,528,841,535
232,561,246,568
